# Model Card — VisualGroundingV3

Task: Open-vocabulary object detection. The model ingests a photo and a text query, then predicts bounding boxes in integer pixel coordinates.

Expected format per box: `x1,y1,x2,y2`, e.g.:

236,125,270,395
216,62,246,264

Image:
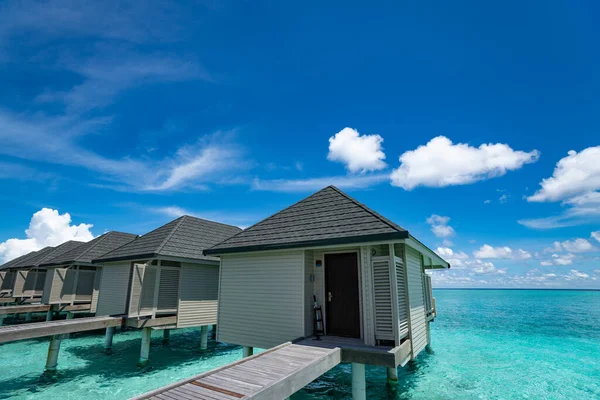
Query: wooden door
324,252,360,338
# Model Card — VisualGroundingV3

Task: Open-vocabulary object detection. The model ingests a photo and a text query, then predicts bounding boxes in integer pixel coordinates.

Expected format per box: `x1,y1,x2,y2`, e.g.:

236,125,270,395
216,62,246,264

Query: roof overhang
204,231,410,256
405,235,450,269
93,253,219,266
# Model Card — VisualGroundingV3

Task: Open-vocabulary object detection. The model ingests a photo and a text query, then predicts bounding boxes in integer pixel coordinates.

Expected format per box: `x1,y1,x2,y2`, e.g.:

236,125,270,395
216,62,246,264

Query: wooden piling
352,363,366,400
242,346,253,358
104,327,115,352
45,335,61,372
200,325,208,350
162,329,170,343
138,327,151,367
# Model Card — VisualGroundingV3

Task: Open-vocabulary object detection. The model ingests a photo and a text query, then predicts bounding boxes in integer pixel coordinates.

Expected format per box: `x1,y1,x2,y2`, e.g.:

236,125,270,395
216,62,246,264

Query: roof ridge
206,186,332,250
156,215,188,255
71,232,112,262
328,186,404,233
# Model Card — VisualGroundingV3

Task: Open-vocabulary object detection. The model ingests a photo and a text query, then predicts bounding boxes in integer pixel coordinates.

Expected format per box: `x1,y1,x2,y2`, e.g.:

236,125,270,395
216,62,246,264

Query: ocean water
1,290,599,399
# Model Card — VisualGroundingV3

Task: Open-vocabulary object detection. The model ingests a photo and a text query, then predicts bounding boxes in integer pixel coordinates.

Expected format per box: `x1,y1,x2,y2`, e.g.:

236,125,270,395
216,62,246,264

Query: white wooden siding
12,271,27,297
177,263,218,328
128,263,145,316
217,251,304,349
90,268,102,313
395,257,409,339
304,250,314,337
41,269,54,304
406,246,427,358
372,256,394,341
75,270,95,302
61,269,77,303
157,267,179,311
140,266,157,315
95,263,132,316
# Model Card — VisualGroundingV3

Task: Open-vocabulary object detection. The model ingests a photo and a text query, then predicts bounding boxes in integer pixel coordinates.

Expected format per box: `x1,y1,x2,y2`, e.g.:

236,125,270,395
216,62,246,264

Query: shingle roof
41,231,138,266
12,241,87,269
93,216,242,263
0,250,40,271
205,186,409,254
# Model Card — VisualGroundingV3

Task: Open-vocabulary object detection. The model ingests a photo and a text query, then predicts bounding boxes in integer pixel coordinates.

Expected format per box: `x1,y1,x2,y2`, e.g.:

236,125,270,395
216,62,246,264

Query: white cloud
540,261,553,266
473,244,513,259
560,238,595,253
521,147,600,229
327,127,387,173
426,214,456,239
0,208,94,263
435,247,469,267
251,174,388,193
528,147,600,203
543,238,595,253
566,269,589,280
591,231,600,243
390,136,539,190
484,199,491,204
149,205,257,228
473,244,532,260
552,253,576,266
498,194,508,203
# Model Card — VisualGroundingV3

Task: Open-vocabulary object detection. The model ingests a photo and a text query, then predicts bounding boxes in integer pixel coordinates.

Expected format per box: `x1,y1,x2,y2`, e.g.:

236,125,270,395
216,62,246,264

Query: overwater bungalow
39,231,138,315
92,215,241,365
199,186,449,399
8,241,86,304
0,250,41,299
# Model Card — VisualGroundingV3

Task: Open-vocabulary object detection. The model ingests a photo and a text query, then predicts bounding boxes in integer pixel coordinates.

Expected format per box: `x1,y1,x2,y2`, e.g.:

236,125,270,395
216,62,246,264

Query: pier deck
0,303,92,316
0,315,122,343
133,342,342,400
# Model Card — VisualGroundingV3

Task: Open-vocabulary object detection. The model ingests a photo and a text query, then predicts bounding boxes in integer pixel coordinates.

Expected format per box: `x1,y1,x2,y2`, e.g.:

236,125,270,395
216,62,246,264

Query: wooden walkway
0,303,92,316
0,315,122,343
133,342,342,400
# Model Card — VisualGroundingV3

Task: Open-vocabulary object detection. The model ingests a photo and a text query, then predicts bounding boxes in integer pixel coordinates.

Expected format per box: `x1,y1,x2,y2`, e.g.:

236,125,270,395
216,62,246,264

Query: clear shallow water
1,290,599,399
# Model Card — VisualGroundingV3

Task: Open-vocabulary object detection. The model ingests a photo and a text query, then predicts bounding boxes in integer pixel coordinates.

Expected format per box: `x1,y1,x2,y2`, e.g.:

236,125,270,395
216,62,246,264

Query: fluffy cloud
473,244,532,260
521,147,600,229
435,247,469,267
0,208,94,263
327,128,386,173
544,238,596,253
427,215,456,242
252,174,388,193
540,253,577,266
390,136,539,190
528,147,600,202
591,231,600,243
566,269,589,280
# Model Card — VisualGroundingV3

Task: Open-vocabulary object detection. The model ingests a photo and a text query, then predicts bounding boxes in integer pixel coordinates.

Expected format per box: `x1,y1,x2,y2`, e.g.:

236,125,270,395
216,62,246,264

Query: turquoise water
1,290,599,399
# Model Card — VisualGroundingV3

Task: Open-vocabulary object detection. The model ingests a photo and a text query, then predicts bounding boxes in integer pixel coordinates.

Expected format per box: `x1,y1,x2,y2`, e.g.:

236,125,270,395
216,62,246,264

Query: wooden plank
190,381,244,399
0,316,122,343
0,304,50,315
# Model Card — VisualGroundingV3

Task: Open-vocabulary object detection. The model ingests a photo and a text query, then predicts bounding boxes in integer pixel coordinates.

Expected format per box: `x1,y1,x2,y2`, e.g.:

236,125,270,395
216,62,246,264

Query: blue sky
0,1,598,288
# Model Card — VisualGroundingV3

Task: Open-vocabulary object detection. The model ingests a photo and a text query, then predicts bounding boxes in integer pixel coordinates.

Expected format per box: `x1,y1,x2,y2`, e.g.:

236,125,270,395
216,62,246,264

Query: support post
46,310,53,321
64,312,74,338
212,324,217,338
386,367,398,382
138,327,151,367
45,335,62,372
242,346,253,358
163,329,170,343
0,316,4,326
25,312,32,322
352,363,366,400
200,325,208,350
104,327,115,352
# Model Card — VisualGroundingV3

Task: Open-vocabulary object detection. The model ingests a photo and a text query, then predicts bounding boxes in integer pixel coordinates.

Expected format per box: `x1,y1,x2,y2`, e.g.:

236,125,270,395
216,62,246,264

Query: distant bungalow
92,215,241,365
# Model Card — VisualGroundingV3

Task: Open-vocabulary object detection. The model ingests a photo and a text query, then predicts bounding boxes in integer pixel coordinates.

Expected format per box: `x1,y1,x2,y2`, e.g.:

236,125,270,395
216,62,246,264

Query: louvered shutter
372,256,394,341
128,263,145,316
158,268,179,311
396,258,409,339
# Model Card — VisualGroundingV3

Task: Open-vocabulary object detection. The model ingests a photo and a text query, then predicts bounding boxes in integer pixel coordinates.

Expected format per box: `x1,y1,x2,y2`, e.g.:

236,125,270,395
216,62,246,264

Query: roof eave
204,231,410,256
92,253,158,264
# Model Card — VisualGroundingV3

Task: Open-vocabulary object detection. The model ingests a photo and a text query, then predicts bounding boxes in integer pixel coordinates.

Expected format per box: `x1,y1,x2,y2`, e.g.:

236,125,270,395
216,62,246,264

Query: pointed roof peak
94,216,241,263
205,186,408,255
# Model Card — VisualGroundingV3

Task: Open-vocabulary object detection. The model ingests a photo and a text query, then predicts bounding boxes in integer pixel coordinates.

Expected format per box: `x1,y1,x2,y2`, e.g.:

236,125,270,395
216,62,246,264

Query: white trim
405,237,449,269
388,244,400,346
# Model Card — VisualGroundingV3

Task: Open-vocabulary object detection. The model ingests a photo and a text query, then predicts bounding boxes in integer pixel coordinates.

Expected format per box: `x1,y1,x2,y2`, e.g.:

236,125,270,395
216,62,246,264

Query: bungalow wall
95,262,132,316
42,267,99,306
217,251,305,349
0,271,15,295
405,246,427,357
177,263,219,328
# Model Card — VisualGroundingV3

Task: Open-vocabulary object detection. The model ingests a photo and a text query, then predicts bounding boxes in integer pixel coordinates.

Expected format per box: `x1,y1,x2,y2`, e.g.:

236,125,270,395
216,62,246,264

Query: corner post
104,327,115,352
212,324,217,339
25,312,32,322
352,363,366,400
46,310,53,321
64,312,74,338
45,335,62,372
242,346,253,358
200,325,208,350
386,367,398,382
138,327,152,367
163,329,170,343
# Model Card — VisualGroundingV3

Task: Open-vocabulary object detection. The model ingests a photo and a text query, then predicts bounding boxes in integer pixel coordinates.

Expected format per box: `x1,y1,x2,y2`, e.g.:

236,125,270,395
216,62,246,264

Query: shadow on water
0,328,239,399
296,349,434,399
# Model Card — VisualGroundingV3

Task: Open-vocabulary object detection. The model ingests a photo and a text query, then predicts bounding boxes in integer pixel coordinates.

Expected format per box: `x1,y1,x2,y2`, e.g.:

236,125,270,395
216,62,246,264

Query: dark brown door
324,252,360,338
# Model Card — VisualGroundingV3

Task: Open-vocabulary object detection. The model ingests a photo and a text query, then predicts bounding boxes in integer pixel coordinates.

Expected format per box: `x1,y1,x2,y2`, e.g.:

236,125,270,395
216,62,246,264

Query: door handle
328,292,333,302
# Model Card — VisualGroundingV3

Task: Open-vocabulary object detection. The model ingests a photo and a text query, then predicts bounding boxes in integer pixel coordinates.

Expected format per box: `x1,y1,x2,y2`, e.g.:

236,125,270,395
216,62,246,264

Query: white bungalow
92,215,241,365
39,231,138,315
204,186,449,396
